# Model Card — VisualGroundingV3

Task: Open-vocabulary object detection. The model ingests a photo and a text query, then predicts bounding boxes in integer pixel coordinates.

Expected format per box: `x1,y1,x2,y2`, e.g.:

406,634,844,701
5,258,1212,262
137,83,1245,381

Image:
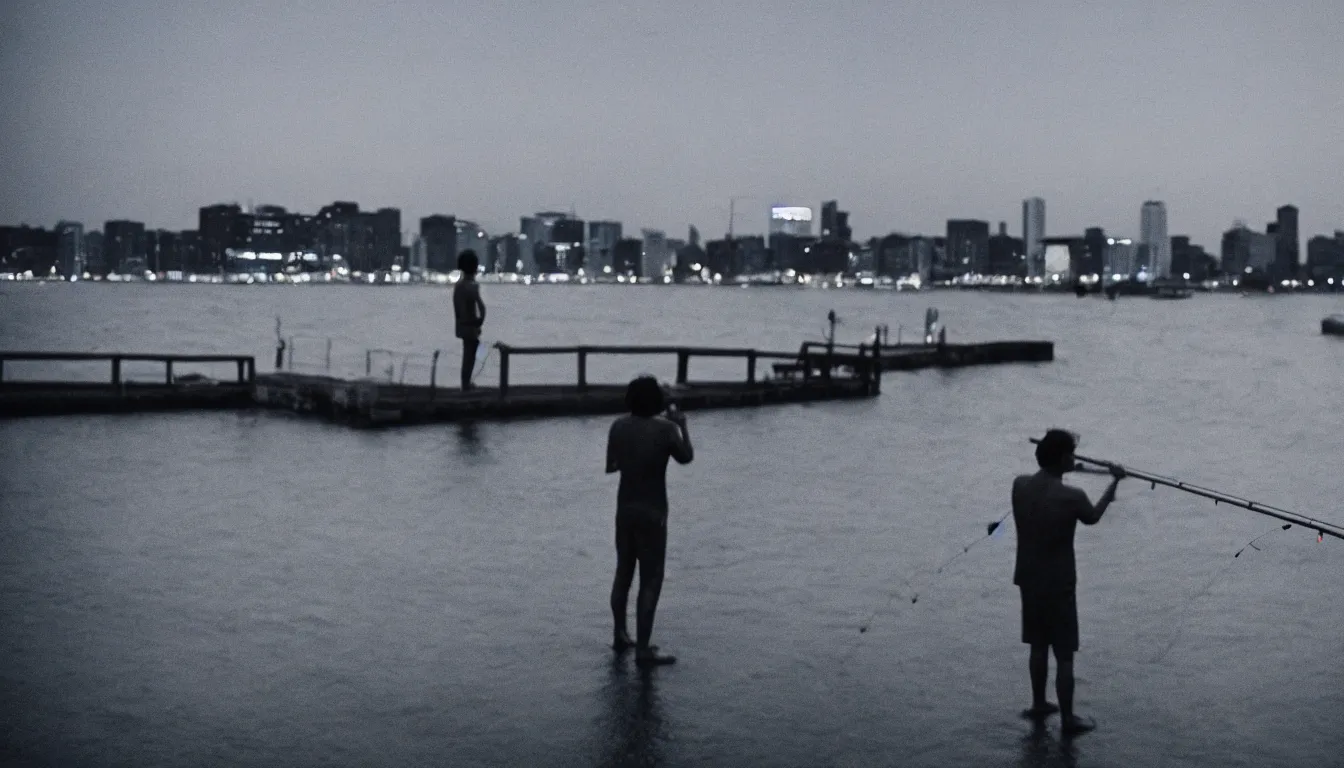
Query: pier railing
0,352,256,387
492,333,884,398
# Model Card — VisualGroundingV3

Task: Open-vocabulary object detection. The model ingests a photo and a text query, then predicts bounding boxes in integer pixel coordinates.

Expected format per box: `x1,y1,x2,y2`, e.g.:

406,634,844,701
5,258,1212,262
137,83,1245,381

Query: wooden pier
1,332,1053,425
0,352,256,418
254,341,884,426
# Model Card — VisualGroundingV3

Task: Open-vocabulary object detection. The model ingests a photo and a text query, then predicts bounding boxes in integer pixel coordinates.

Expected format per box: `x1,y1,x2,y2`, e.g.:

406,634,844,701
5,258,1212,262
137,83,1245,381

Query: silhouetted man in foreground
1012,429,1125,736
452,250,486,390
606,376,693,667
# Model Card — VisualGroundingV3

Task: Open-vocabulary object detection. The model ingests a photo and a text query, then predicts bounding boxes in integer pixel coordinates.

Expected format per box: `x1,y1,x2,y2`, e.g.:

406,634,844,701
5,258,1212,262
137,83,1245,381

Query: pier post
325,338,332,372
577,348,588,390
747,350,757,384
165,360,174,385
247,358,255,384
111,357,121,388
365,350,372,376
430,350,440,397
287,337,295,371
274,339,285,370
498,346,510,398
872,325,883,395
676,351,689,385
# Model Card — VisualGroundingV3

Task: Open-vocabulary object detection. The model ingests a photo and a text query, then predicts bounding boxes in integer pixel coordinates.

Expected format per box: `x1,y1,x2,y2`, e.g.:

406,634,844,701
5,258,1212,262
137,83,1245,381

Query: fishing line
474,340,492,380
1150,522,1294,664
855,509,1011,635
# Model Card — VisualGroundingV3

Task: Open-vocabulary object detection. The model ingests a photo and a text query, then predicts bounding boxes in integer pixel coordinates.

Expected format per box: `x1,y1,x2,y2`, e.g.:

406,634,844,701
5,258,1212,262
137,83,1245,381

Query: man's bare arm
667,417,693,465
1076,478,1120,525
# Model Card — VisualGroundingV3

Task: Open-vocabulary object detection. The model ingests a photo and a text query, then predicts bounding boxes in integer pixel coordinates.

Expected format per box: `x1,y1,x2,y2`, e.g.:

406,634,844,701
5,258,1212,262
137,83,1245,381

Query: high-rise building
640,228,669,278
946,219,990,275
1104,238,1137,279
1305,232,1344,282
769,206,813,237
521,212,582,274
199,203,245,272
83,231,104,274
612,238,644,276
1221,224,1276,277
1022,198,1046,278
420,215,457,273
488,234,522,274
1275,205,1299,280
1081,227,1108,278
370,208,401,271
820,200,851,242
1140,201,1170,279
587,220,622,273
988,222,1026,277
55,221,84,277
103,220,147,273
454,220,488,270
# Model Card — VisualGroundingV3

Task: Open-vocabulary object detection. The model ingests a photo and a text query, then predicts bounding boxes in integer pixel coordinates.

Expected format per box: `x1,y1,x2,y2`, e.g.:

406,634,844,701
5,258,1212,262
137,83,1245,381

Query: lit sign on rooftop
770,206,813,222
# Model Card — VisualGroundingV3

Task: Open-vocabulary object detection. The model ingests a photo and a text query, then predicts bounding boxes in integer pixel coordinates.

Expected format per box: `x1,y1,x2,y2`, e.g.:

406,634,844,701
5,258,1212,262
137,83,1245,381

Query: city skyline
2,1,1343,249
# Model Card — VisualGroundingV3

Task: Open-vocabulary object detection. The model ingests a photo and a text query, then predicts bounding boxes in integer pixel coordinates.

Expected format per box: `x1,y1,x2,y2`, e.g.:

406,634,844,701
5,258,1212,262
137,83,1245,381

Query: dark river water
2,283,1342,767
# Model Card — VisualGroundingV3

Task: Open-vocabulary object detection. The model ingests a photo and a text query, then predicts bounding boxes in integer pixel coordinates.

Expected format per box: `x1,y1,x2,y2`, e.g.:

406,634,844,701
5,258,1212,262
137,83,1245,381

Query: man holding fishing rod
1013,429,1125,736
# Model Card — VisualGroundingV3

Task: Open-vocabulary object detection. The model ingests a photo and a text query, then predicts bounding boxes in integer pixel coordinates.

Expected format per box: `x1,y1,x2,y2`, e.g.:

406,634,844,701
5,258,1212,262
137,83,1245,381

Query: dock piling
747,350,757,384
430,350,440,396
577,347,588,390
165,360,174,385
497,345,510,397
676,351,689,385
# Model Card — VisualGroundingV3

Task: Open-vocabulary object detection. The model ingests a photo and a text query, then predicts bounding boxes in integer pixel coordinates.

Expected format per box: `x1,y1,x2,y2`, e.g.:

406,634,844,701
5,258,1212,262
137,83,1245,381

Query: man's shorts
615,513,667,577
1019,587,1079,652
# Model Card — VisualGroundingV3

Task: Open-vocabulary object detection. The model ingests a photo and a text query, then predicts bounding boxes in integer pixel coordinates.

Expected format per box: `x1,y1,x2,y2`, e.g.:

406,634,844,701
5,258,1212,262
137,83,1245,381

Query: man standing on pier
453,250,486,391
1012,429,1125,736
606,376,693,667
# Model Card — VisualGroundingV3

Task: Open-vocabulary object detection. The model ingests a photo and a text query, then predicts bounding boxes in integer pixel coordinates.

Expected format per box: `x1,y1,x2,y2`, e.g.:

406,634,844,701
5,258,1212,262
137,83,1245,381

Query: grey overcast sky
2,0,1341,248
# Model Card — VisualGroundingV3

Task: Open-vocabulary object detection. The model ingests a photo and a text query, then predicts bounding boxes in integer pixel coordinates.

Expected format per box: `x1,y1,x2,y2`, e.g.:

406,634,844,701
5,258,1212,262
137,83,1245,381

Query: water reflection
595,657,666,768
453,420,485,456
1015,721,1078,768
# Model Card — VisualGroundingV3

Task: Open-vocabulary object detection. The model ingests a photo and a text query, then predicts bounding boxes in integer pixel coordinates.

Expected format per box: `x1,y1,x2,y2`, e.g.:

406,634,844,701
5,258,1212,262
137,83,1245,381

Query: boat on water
1323,315,1344,336
1151,286,1193,299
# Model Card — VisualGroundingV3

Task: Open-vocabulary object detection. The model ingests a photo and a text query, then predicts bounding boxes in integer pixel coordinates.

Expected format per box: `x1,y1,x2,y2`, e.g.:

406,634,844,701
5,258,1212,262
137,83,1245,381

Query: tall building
420,215,457,273
612,238,644,276
521,212,582,274
640,228,669,278
488,234,522,273
587,220,622,273
988,222,1026,277
454,220,488,269
946,219,990,275
370,208,401,271
820,200,851,242
1022,197,1046,278
83,231,104,274
1081,227,1108,278
1221,224,1276,276
0,225,58,275
1274,205,1299,280
1104,238,1138,279
55,221,84,277
1305,232,1344,282
199,203,245,272
103,220,147,273
1140,201,1170,279
769,206,813,237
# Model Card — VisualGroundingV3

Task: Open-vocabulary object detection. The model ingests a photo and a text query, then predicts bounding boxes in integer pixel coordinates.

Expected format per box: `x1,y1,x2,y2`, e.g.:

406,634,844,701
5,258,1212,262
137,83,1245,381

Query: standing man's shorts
615,513,667,581
1019,587,1079,652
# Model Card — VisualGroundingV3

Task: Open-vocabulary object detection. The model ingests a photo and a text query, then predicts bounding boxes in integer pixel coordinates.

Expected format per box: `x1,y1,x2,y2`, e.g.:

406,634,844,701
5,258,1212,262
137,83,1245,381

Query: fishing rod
1031,438,1344,542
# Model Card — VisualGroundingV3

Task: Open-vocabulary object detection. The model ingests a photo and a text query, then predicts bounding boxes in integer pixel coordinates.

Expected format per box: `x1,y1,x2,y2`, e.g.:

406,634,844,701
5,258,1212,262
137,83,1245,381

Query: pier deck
1,332,1053,425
